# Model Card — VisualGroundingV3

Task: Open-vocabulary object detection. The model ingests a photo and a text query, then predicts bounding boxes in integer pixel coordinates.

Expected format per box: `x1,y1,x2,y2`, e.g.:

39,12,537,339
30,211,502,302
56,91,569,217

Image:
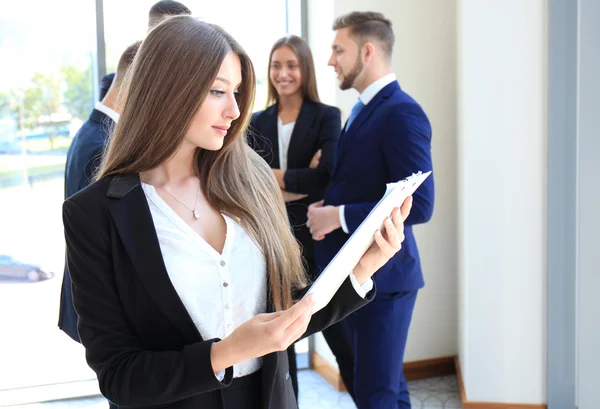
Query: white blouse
277,116,295,170
141,182,373,379
142,183,267,378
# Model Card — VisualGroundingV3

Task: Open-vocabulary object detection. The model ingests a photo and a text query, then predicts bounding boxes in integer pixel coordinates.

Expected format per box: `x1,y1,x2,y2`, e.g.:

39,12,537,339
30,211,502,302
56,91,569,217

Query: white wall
577,0,600,408
307,0,459,364
458,0,547,404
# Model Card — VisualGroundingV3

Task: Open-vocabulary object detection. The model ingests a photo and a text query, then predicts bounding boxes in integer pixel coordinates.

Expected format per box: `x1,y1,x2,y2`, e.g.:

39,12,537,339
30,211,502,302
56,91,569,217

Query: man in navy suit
307,11,434,409
59,41,139,409
60,41,140,338
99,1,191,100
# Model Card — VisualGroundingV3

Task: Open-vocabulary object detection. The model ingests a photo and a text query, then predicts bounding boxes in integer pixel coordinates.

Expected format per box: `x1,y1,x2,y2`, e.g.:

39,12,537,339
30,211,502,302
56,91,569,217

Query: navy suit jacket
316,81,434,292
59,108,114,341
99,73,115,101
250,100,341,263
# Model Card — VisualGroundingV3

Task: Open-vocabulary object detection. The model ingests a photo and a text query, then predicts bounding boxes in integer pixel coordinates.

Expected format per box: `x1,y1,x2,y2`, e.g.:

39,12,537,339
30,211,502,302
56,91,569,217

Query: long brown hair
98,16,306,310
266,35,320,107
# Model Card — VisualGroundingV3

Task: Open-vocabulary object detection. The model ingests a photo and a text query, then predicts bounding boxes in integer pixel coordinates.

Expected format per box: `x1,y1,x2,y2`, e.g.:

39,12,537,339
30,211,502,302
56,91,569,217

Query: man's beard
339,56,363,90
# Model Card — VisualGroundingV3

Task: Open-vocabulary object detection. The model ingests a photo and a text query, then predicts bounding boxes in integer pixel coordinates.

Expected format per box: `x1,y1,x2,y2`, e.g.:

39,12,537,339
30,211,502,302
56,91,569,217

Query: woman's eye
211,90,225,97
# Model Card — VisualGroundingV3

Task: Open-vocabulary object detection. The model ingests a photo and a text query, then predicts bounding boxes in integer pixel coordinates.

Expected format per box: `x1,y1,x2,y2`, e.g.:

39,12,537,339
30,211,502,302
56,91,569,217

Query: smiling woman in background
250,35,352,400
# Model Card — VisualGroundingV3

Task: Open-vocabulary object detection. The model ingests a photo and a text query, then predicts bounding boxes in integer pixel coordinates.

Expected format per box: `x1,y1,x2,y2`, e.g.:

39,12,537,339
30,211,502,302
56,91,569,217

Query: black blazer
63,173,374,409
60,108,114,342
250,100,341,265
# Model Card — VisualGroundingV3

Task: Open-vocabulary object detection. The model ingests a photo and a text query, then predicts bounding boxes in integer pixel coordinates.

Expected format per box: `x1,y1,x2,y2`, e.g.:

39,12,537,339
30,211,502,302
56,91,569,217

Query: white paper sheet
305,171,432,313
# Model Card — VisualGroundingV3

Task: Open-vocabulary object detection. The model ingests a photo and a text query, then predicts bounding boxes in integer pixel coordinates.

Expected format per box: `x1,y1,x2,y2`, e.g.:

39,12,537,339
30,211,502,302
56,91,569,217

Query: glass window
103,0,289,110
0,0,98,405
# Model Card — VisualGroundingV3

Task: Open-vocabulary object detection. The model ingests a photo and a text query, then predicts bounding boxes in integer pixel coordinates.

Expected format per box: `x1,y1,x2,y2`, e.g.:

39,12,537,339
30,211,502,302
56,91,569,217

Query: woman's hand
281,190,308,202
210,295,315,373
352,196,413,284
309,149,322,169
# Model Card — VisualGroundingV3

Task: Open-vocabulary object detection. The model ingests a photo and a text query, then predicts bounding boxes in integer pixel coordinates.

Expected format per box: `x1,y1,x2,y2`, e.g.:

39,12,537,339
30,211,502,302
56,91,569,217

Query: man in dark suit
60,41,139,409
99,0,191,100
60,41,140,343
307,11,435,409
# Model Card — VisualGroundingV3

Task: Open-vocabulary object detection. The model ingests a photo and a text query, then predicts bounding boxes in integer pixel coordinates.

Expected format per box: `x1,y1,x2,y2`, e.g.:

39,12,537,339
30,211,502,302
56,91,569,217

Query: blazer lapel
286,101,317,168
107,174,201,342
264,105,280,169
333,82,399,178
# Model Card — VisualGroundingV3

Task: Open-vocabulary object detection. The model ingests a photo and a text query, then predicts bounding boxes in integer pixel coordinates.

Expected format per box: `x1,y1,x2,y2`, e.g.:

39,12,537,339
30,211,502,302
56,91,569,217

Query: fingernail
376,230,382,236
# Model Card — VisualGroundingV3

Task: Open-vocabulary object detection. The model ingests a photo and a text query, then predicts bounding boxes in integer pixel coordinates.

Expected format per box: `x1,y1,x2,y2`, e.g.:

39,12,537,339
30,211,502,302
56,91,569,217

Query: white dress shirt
277,116,295,170
339,73,398,234
95,101,120,123
141,183,373,379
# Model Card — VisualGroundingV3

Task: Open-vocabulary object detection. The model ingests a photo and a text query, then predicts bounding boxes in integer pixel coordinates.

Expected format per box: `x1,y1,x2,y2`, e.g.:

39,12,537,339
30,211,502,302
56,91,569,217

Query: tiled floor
298,372,461,409
12,372,461,409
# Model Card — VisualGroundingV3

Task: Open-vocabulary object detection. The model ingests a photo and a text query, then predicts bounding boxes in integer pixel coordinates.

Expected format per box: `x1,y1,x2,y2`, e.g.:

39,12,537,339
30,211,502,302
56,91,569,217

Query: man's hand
306,200,341,241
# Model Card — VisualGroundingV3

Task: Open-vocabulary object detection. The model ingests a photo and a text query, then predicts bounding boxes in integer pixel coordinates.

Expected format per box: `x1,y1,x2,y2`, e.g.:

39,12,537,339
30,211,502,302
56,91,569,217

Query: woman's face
269,45,302,99
183,52,242,151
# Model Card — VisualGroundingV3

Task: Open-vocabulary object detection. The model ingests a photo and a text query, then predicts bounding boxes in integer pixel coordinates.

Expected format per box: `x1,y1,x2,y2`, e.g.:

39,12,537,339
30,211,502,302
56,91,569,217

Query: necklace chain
157,182,201,219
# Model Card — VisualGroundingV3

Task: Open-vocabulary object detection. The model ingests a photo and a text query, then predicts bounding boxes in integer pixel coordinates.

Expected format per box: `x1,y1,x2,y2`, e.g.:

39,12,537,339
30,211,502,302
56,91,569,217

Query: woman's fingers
282,303,313,345
400,195,413,222
270,295,313,331
383,214,402,251
374,227,396,258
264,295,314,350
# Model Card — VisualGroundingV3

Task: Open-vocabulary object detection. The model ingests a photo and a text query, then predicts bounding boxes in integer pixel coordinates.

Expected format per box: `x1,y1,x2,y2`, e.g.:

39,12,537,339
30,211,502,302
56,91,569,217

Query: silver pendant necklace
157,181,201,220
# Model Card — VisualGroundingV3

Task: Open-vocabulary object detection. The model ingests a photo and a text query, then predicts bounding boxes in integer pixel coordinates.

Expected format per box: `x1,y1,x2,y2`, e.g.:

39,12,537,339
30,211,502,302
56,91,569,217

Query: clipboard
305,171,432,314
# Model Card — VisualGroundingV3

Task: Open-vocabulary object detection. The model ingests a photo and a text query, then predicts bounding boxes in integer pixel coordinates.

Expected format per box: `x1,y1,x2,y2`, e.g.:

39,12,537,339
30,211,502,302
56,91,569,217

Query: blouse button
220,260,226,267
223,282,229,287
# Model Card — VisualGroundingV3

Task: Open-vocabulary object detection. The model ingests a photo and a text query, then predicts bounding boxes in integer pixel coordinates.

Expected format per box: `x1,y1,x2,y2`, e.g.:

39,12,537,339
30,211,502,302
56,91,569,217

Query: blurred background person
249,34,345,401
59,40,141,409
99,0,192,100
308,11,435,409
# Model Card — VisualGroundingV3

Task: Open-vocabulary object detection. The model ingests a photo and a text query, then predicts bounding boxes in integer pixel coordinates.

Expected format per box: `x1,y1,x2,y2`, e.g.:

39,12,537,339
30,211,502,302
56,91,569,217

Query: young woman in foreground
63,16,411,409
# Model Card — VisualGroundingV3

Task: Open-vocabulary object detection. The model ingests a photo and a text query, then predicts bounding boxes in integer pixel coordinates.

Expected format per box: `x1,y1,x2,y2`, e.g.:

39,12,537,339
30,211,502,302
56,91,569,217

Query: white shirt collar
95,101,120,123
358,73,397,106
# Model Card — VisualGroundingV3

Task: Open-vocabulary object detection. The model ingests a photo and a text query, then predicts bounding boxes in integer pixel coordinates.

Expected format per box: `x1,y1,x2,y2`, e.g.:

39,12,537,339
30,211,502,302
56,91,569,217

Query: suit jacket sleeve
78,143,104,193
283,107,341,195
63,199,233,407
302,276,375,340
343,104,435,233
248,112,261,151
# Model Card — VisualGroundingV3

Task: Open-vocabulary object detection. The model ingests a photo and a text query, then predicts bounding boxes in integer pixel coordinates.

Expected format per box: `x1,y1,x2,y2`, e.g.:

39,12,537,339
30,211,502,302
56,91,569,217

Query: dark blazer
62,173,374,409
59,108,114,341
316,81,435,292
99,73,115,101
250,100,341,265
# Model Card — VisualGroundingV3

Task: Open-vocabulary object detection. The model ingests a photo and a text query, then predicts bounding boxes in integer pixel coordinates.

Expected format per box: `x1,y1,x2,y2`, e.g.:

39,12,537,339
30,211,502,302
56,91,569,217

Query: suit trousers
345,290,418,409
